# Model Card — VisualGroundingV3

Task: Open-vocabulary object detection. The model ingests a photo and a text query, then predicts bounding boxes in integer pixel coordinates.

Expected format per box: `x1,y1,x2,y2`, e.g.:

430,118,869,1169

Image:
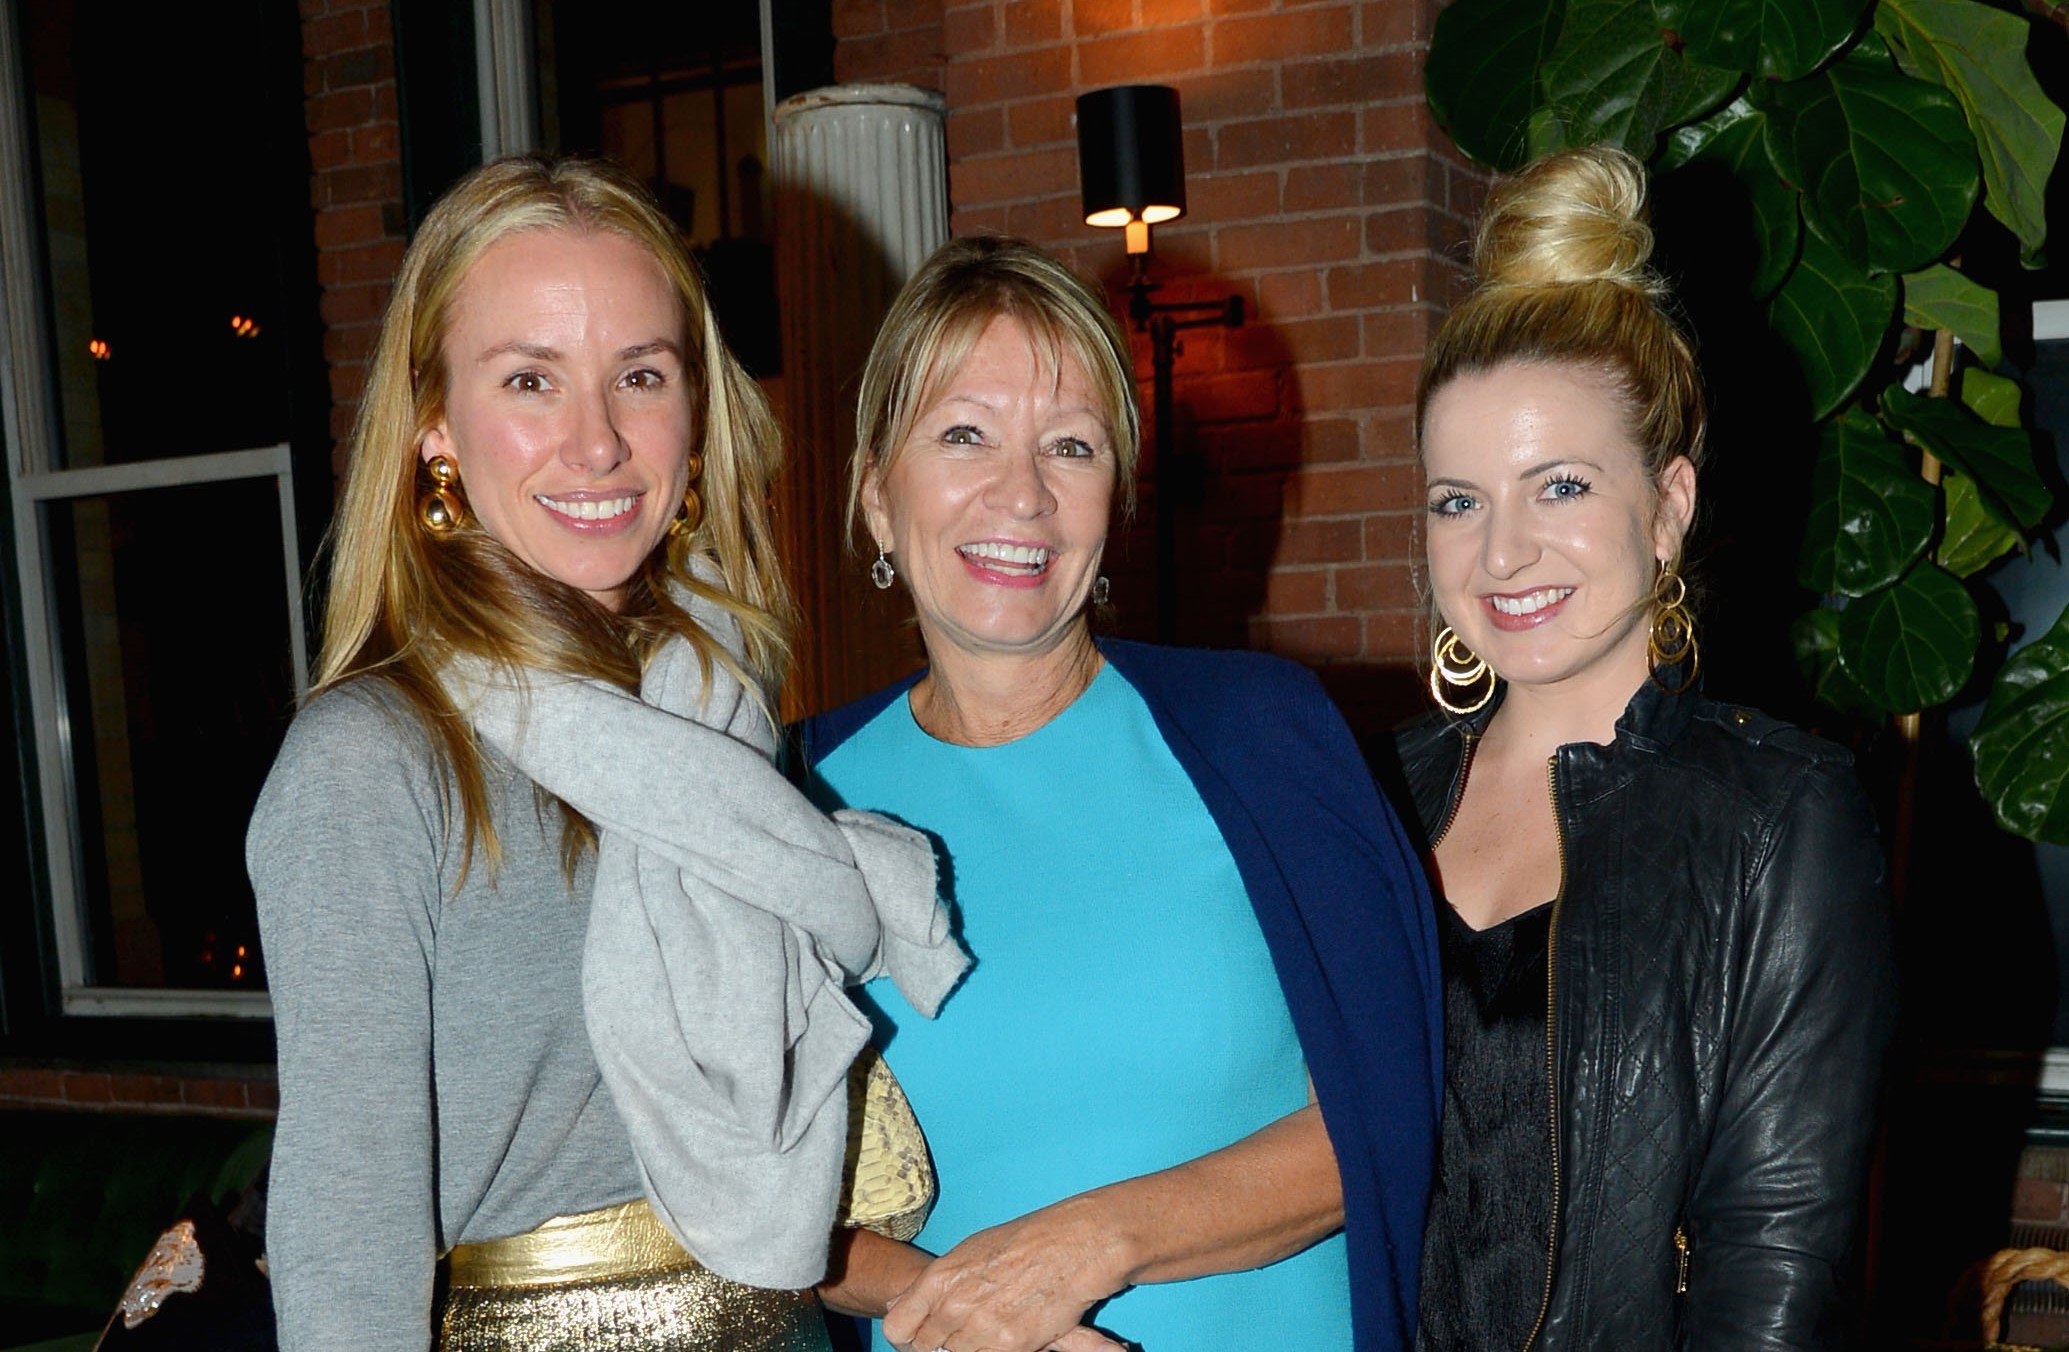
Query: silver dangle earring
1091,575,1111,606
870,546,895,590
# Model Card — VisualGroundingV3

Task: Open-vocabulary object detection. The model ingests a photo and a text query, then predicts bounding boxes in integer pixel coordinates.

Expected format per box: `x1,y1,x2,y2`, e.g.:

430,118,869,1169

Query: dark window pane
46,480,295,991
25,0,311,467
535,0,778,373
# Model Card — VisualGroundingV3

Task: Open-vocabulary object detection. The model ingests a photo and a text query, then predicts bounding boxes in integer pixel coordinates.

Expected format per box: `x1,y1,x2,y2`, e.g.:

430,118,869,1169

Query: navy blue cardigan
796,639,1442,1350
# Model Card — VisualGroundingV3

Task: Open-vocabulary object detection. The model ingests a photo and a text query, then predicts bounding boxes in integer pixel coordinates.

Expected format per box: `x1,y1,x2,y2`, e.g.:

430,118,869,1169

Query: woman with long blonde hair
250,155,965,1351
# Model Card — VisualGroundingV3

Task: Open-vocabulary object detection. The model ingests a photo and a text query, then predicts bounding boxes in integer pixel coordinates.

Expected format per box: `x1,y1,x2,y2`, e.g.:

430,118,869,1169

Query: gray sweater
249,682,645,1350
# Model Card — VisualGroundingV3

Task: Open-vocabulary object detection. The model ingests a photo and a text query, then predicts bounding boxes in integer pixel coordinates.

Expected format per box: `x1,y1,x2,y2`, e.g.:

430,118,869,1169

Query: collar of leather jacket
1395,662,1703,837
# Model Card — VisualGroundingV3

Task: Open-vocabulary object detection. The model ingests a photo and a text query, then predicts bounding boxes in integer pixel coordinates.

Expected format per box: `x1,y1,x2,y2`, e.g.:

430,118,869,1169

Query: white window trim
475,0,538,160
0,0,298,1019
2036,299,2069,344
12,447,305,1021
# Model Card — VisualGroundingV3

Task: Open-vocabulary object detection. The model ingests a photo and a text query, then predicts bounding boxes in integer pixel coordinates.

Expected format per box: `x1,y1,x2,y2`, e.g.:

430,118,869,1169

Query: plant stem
1890,327,1959,909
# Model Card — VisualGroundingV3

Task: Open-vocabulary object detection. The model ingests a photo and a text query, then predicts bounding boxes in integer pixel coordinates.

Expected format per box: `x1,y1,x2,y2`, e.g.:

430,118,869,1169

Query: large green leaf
1661,98,1801,295
1877,0,2064,263
1973,608,2069,842
1793,606,1884,717
1527,104,1574,159
1759,47,1978,274
1654,0,1869,81
1940,371,2027,578
1767,229,1897,418
1836,560,1978,711
1940,472,2020,578
1539,0,1740,160
1428,0,1566,169
1902,264,2002,367
1962,368,2023,428
1799,407,1935,595
1882,384,2050,531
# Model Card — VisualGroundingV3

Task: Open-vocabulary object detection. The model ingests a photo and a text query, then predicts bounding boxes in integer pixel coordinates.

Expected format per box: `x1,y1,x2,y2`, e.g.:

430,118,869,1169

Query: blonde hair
1418,145,1707,538
315,153,795,880
847,236,1140,543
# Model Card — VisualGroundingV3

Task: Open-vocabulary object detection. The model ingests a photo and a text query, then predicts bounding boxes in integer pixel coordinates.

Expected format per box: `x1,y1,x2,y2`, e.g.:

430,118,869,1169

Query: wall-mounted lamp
1077,84,1186,258
1076,83,1242,643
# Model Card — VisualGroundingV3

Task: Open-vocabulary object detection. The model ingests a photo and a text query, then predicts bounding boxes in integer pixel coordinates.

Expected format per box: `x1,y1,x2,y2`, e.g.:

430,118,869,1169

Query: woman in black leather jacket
1399,146,1897,1351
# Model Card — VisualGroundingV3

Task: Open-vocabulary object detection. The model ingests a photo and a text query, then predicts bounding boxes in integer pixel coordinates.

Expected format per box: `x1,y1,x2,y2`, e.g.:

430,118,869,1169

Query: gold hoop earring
668,452,706,539
419,455,464,534
1648,563,1700,694
1429,625,1495,716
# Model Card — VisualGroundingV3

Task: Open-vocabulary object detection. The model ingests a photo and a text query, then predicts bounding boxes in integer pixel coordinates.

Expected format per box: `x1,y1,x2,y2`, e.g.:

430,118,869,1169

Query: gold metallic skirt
435,1199,831,1352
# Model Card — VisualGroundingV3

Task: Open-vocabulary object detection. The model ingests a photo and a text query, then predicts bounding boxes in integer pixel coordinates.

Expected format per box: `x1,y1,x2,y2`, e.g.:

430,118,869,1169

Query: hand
881,1199,1130,1352
817,1228,932,1319
892,1326,1129,1352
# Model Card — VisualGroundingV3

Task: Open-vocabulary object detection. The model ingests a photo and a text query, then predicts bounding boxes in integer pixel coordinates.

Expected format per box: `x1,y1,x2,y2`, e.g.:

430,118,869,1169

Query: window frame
0,0,326,1032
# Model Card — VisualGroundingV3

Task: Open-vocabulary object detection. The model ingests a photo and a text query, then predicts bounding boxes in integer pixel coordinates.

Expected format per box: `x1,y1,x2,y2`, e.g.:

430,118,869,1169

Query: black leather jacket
1394,681,1897,1350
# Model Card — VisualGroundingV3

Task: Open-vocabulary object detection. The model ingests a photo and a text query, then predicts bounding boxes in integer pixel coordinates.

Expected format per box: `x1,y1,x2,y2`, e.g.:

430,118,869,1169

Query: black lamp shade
1076,85,1186,228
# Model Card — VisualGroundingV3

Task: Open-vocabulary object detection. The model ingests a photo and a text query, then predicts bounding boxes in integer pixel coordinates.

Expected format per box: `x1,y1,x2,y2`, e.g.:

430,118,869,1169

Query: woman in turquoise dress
798,238,1442,1352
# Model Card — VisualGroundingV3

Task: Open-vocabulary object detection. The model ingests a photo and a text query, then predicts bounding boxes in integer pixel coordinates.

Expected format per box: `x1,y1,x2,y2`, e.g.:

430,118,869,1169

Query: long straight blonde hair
315,154,794,878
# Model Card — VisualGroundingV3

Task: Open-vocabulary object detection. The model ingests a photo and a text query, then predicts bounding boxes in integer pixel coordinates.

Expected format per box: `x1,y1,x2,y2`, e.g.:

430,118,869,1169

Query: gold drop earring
419,455,465,534
668,451,706,538
1647,562,1699,694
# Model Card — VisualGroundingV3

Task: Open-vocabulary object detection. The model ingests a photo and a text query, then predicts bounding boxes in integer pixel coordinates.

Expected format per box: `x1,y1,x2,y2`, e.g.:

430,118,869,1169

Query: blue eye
1428,493,1476,518
1544,474,1592,501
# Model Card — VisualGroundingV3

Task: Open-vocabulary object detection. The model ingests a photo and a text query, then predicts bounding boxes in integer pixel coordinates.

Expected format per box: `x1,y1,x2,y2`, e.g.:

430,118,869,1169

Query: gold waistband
445,1199,697,1290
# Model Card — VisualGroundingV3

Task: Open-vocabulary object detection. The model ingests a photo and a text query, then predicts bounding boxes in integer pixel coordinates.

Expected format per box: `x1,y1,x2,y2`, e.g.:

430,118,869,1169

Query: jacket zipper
1674,1225,1690,1294
1430,729,1479,849
1520,754,1568,1351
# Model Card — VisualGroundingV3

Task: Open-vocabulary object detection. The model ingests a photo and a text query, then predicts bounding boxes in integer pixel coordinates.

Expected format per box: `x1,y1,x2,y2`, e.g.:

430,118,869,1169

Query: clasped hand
881,1199,1134,1352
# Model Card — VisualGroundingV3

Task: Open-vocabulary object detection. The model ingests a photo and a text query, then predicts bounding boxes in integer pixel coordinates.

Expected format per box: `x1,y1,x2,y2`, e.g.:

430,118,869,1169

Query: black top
1418,899,1555,1352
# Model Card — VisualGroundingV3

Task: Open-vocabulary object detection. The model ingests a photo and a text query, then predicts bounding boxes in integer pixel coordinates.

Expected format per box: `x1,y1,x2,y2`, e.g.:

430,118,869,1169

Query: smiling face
861,312,1116,666
420,227,694,611
1422,361,1695,702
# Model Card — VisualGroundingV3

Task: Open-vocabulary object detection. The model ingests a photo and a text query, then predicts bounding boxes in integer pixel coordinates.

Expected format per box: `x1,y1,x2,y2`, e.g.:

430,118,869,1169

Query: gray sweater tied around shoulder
443,581,968,1290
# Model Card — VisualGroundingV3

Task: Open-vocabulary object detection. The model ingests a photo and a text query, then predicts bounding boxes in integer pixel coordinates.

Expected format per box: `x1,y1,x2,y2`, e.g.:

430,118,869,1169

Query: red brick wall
0,1064,277,1118
834,0,1483,706
833,1,947,88
2002,1147,2069,1344
302,0,407,472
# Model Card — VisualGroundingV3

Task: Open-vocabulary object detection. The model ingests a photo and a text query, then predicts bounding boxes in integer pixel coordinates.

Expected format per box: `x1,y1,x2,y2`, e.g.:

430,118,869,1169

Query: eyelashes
934,425,1103,458
1425,473,1595,517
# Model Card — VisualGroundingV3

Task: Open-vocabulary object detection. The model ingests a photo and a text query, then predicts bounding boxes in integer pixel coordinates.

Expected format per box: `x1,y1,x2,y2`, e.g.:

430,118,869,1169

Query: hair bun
1473,145,1660,296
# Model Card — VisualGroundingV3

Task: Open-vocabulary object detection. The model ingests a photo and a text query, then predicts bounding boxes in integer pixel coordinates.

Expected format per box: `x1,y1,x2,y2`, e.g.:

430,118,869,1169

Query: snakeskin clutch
838,1048,935,1243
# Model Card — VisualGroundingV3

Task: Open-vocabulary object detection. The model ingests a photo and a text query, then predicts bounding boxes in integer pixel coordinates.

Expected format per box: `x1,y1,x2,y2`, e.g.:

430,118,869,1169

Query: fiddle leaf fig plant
1425,0,2068,841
